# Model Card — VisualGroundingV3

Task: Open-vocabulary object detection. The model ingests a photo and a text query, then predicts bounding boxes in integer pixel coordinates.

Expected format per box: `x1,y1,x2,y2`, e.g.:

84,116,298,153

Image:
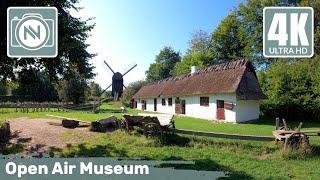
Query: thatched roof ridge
133,59,267,100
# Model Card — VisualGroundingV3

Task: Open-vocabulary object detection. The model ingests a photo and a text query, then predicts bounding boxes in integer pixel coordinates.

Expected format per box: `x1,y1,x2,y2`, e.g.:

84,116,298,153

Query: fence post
275,117,279,130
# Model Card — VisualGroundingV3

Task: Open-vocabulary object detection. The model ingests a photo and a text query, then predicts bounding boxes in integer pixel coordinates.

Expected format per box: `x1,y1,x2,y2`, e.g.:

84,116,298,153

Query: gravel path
8,117,96,155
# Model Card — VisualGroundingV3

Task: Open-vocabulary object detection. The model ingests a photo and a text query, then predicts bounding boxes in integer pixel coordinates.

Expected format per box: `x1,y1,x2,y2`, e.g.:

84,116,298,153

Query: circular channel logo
15,15,50,50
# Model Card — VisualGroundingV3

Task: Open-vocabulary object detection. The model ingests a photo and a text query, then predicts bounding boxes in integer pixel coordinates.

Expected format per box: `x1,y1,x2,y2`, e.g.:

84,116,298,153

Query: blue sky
72,0,243,89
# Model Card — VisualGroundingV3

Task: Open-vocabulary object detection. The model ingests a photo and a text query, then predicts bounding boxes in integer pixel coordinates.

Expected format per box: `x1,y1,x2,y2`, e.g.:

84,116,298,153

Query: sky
71,0,244,89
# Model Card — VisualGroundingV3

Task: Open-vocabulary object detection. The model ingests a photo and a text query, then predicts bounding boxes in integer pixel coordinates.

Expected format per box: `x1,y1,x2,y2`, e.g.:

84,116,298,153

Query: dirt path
8,118,96,155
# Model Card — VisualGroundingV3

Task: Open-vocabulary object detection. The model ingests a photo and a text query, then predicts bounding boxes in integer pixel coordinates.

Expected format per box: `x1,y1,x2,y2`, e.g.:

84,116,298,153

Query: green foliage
146,47,181,82
87,82,102,99
259,59,320,121
174,30,213,75
174,51,213,75
121,80,147,106
59,73,87,104
186,30,211,55
210,13,246,62
0,82,7,95
0,0,95,85
12,70,58,102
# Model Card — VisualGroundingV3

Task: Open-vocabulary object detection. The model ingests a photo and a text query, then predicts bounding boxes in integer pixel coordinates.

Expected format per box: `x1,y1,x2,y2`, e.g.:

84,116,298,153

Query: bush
259,59,320,121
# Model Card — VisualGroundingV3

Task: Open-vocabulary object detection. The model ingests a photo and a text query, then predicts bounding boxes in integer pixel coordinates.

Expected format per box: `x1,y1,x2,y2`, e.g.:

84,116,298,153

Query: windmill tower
102,60,137,101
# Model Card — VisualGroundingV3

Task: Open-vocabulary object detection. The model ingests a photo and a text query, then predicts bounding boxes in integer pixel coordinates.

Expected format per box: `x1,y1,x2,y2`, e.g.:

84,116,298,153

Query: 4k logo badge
263,7,314,58
7,7,58,58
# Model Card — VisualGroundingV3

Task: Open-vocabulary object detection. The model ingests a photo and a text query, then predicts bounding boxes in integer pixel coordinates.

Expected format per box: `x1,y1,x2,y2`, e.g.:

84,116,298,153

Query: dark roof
133,59,267,100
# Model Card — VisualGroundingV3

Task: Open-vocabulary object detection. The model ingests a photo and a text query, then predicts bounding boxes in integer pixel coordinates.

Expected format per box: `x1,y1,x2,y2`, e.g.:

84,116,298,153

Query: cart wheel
284,132,309,149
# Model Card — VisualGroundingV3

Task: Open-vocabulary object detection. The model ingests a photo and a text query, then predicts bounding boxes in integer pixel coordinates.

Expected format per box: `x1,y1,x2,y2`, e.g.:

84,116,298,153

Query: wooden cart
273,118,310,149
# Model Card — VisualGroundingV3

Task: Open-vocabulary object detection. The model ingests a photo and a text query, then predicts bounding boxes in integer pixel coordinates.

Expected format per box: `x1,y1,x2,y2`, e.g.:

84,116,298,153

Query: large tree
58,72,87,104
0,0,95,83
210,13,246,63
146,47,181,82
12,70,58,102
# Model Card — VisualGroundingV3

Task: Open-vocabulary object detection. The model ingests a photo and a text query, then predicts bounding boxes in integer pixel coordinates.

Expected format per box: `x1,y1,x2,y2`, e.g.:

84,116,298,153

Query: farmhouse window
200,97,209,106
217,100,224,108
162,98,166,106
168,98,173,106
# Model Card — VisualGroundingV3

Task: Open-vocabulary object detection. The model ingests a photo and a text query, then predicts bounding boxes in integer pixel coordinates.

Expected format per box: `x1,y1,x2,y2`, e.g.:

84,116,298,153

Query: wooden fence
0,101,100,113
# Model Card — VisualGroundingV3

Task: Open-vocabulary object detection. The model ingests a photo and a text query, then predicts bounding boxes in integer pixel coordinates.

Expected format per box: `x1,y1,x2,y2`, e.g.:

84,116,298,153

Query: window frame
200,97,209,107
162,98,166,106
168,98,173,106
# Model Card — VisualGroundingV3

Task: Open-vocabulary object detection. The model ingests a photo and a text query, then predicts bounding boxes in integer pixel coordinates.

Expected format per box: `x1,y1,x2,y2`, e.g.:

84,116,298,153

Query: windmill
101,60,137,101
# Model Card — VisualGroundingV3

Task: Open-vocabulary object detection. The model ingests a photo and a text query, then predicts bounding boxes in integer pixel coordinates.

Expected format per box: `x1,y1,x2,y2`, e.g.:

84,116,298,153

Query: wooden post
282,119,288,131
297,122,303,132
276,117,279,130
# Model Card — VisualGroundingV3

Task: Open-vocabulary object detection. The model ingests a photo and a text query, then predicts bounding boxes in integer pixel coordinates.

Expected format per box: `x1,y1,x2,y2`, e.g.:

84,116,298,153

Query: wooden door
134,101,137,108
181,100,186,114
142,100,147,110
154,98,157,111
175,98,181,114
216,100,225,120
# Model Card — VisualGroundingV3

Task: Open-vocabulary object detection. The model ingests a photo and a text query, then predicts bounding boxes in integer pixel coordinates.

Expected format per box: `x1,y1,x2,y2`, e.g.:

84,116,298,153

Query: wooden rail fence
174,129,274,141
0,102,99,113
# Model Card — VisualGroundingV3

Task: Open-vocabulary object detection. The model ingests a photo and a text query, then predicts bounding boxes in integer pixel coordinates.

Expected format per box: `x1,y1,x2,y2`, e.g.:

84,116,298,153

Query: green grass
49,130,320,179
1,103,320,179
174,116,320,136
0,103,142,122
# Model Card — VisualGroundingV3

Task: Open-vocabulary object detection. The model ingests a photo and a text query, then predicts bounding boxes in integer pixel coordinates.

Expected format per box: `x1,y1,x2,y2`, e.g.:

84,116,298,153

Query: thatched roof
133,59,267,100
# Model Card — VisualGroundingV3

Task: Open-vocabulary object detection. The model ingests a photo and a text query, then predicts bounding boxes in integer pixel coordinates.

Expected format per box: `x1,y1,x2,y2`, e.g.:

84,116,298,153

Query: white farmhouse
132,59,267,122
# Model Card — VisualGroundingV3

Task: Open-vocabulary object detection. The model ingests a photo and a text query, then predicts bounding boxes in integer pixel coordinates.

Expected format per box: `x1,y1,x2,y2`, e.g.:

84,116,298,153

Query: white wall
182,94,237,122
235,100,260,122
156,97,176,114
134,94,260,123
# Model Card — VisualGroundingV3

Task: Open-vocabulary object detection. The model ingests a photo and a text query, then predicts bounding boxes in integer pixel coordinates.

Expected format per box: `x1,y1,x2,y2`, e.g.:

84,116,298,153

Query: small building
132,59,267,122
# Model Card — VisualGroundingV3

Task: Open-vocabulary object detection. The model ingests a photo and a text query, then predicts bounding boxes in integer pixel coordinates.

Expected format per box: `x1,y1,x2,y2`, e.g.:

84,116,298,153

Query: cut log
0,122,11,143
62,119,79,128
90,116,117,132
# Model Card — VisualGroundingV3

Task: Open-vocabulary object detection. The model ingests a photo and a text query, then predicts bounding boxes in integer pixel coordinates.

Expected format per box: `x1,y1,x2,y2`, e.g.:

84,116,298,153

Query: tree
12,70,58,102
59,72,87,104
210,13,246,63
0,0,95,82
0,83,7,96
174,30,213,75
259,59,320,121
186,30,211,55
88,82,102,99
146,47,181,82
121,80,147,106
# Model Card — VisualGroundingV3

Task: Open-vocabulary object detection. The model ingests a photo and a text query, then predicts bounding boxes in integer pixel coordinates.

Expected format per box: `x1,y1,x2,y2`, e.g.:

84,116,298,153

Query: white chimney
191,66,199,74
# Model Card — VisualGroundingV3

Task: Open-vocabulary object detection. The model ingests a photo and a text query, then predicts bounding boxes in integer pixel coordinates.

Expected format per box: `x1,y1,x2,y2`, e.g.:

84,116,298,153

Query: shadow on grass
309,145,320,158
50,143,129,158
159,133,190,146
158,156,253,179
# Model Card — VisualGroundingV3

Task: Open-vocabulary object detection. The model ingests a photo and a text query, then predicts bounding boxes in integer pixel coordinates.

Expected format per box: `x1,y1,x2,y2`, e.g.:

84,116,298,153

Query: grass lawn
49,130,320,179
174,116,320,136
1,103,320,179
